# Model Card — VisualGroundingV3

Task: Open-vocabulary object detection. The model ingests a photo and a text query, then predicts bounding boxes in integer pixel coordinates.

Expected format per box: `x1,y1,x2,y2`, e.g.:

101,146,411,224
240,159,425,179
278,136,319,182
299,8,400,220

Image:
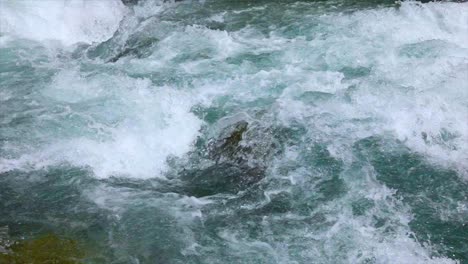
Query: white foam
0,0,127,45
271,2,468,175
258,157,459,263
0,70,202,179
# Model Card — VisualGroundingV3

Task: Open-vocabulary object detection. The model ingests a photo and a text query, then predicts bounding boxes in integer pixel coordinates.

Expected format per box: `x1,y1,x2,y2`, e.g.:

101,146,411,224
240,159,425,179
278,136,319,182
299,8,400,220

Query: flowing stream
0,0,467,263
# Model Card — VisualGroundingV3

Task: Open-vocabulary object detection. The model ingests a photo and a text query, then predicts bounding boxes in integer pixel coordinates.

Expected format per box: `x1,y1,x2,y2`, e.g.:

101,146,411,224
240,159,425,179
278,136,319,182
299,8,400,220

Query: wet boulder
121,0,139,5
181,119,281,197
208,120,250,164
108,37,159,62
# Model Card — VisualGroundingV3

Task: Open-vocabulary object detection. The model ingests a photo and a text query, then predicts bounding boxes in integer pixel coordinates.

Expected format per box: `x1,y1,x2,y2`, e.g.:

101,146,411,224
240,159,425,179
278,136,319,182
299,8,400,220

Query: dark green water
0,0,467,263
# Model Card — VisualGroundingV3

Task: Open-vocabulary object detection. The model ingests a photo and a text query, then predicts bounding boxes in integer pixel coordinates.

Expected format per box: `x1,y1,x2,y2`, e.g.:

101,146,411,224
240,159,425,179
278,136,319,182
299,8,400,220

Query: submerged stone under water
0,0,467,263
0,232,85,264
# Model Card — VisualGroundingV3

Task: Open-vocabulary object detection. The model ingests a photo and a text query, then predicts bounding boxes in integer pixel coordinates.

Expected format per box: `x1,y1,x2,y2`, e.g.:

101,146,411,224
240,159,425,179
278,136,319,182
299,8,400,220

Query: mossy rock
0,234,85,264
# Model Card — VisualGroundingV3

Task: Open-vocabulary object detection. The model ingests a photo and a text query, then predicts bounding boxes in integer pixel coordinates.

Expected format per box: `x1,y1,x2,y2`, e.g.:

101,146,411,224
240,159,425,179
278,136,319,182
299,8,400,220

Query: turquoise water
0,0,467,263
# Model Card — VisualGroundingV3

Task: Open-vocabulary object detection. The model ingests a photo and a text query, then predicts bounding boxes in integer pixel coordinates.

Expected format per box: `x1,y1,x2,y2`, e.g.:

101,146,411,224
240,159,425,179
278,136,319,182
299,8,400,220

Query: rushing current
0,0,467,263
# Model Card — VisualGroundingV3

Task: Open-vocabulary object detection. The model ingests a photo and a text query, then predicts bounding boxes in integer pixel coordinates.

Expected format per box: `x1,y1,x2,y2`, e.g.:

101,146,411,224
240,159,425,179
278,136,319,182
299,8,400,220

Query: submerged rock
121,0,139,5
208,120,249,164
182,121,260,196
0,233,85,264
108,37,159,62
182,119,282,197
182,163,265,198
208,118,281,167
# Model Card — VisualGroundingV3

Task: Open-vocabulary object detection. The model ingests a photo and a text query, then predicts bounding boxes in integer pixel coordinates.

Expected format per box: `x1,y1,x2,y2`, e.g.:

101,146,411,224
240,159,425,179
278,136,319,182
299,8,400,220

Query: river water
0,0,467,263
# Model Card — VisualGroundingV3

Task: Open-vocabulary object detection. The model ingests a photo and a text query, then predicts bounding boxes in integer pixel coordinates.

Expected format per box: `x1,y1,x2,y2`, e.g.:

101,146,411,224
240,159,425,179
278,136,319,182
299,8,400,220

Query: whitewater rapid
0,0,467,263
0,0,126,45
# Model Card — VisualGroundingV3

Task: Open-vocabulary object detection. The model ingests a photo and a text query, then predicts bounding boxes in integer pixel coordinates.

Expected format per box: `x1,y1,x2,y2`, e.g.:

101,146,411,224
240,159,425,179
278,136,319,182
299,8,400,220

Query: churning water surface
0,0,467,263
